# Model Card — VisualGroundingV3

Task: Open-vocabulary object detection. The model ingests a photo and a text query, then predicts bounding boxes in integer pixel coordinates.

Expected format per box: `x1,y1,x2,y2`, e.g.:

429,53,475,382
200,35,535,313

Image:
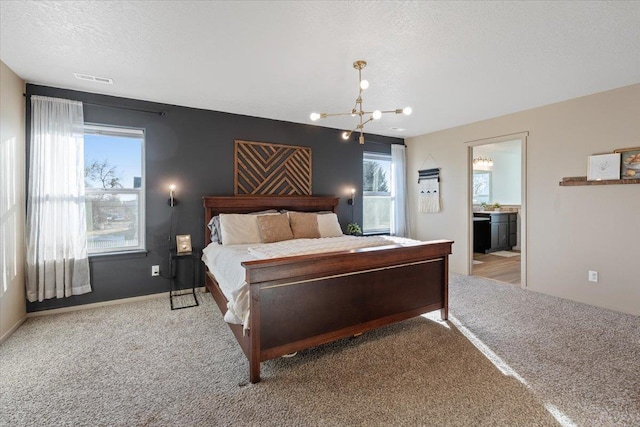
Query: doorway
467,133,527,287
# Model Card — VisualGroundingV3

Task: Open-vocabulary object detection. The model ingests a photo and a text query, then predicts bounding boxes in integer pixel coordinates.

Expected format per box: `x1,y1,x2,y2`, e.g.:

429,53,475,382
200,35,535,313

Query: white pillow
317,213,344,237
219,214,260,245
218,209,278,245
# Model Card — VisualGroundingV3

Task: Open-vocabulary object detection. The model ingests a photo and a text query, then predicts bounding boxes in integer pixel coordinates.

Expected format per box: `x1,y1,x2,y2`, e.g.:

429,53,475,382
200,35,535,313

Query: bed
202,195,453,383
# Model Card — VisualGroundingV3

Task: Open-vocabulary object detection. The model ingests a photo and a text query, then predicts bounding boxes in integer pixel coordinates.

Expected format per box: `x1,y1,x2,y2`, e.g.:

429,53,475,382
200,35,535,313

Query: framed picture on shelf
614,147,640,179
176,234,192,253
587,153,620,181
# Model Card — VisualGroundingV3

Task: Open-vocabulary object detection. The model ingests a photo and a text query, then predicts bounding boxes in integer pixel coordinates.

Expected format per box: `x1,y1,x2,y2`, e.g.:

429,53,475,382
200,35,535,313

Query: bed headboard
202,195,340,244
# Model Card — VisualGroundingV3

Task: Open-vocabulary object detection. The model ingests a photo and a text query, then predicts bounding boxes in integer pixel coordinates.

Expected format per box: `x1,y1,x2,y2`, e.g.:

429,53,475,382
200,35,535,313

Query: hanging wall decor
234,140,312,195
418,168,441,213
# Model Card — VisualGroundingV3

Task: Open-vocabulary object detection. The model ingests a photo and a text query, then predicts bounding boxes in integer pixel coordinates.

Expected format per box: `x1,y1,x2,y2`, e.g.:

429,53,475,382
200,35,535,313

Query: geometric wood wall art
234,140,312,195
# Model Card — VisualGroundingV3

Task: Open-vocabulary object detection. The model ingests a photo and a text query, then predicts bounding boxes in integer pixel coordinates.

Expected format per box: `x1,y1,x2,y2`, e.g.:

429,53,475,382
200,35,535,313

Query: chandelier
473,156,494,170
309,60,412,144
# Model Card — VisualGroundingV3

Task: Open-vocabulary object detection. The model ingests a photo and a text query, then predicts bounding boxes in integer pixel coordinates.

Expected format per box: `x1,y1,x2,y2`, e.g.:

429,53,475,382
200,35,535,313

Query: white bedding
201,235,421,330
247,235,417,259
201,242,256,326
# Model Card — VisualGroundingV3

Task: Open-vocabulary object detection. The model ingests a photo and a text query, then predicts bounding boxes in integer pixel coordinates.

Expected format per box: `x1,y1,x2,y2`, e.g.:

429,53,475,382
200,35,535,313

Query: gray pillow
207,216,222,244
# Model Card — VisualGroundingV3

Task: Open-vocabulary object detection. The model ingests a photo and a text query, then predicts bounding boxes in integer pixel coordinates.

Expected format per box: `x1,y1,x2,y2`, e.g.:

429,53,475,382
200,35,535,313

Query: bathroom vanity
473,211,517,253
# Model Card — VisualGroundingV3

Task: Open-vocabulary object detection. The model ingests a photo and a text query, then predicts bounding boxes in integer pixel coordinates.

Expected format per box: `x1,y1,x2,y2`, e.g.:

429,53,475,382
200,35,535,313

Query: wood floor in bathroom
472,251,521,285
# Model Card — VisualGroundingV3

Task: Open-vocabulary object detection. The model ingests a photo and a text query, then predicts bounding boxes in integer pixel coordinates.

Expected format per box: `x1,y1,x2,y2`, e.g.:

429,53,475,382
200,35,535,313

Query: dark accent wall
25,84,403,312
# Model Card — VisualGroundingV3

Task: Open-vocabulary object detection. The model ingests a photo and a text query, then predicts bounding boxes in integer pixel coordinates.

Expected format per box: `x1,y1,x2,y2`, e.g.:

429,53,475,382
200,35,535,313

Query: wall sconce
347,188,356,205
168,184,177,207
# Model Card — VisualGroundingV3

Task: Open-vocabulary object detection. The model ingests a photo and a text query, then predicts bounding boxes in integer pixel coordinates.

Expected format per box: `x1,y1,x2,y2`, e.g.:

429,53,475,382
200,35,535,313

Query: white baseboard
0,315,28,344
27,287,206,318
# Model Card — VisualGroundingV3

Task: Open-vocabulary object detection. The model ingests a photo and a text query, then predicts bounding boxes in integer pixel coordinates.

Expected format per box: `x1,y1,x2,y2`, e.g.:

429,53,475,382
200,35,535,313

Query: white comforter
202,235,420,330
247,235,417,259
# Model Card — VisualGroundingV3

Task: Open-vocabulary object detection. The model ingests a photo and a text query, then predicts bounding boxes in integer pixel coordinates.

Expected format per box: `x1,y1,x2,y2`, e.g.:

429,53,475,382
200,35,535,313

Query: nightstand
169,248,200,310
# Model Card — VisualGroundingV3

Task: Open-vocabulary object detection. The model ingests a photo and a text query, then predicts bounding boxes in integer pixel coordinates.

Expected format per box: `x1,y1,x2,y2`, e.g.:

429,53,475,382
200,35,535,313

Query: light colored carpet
450,274,640,427
490,251,520,257
1,274,638,426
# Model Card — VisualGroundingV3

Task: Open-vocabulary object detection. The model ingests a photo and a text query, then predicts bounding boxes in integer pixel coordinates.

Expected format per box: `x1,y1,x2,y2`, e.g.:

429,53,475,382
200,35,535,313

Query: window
84,124,145,254
472,171,492,205
363,152,392,234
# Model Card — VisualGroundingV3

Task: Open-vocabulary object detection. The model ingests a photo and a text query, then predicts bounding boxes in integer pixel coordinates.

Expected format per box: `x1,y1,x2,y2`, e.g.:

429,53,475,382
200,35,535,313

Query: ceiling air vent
74,73,113,84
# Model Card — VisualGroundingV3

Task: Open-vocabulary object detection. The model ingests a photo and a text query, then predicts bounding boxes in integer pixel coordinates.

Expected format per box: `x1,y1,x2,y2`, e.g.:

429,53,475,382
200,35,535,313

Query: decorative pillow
219,212,278,245
317,213,343,237
288,212,320,239
256,214,294,243
211,210,278,245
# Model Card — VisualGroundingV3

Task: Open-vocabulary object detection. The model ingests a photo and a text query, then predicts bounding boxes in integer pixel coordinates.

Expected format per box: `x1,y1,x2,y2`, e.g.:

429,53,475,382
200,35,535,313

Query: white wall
407,84,640,315
0,61,26,342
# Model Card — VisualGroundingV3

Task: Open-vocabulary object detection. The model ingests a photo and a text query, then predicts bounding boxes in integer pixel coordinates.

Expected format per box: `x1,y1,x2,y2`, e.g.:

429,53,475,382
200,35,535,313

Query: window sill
363,231,391,236
89,250,148,263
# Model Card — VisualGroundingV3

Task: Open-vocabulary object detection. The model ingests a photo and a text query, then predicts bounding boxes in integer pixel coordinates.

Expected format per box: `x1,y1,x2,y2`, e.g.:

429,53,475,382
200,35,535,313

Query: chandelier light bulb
372,110,382,120
402,107,412,115
342,131,351,140
310,112,321,121
359,79,369,90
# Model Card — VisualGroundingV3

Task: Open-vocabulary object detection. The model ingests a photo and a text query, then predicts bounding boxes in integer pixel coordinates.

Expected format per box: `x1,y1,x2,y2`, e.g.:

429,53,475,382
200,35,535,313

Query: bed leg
249,287,261,383
442,256,449,321
249,360,261,383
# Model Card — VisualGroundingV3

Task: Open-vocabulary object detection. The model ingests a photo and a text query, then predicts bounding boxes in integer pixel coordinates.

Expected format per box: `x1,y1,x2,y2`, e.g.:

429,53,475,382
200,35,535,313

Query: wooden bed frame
203,195,453,383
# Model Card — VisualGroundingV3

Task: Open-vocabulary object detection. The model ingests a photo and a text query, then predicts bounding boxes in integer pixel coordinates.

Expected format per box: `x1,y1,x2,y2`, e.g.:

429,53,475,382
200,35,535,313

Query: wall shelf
559,176,640,186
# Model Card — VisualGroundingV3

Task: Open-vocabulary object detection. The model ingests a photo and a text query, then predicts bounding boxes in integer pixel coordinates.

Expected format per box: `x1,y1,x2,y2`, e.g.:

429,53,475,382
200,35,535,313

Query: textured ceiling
1,1,639,138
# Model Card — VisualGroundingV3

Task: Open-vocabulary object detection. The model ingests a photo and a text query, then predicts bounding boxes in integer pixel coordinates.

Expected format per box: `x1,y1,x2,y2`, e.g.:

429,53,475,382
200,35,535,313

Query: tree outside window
363,152,391,234
84,125,145,254
472,171,492,205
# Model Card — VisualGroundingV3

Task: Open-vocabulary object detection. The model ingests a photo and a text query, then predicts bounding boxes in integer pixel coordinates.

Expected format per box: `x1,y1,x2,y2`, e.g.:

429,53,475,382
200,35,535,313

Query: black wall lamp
347,188,356,223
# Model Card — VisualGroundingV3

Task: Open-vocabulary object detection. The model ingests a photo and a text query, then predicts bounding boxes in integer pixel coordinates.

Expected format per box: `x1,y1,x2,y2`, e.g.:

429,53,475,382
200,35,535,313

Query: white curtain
391,144,408,237
26,96,91,302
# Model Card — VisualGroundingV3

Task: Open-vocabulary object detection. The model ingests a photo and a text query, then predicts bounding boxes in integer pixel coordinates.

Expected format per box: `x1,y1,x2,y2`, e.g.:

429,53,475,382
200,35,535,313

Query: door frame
465,131,528,288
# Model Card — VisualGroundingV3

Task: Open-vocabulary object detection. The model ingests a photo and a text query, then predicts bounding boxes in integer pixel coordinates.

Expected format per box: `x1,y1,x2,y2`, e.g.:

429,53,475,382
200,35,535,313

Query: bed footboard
242,240,452,383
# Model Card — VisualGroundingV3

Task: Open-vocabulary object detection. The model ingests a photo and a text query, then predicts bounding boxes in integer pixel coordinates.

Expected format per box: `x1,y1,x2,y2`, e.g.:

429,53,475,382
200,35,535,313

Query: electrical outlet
151,265,160,277
588,270,598,283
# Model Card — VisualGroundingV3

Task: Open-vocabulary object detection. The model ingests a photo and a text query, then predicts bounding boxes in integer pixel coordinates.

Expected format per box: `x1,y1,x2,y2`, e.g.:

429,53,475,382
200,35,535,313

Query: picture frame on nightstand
176,234,192,254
